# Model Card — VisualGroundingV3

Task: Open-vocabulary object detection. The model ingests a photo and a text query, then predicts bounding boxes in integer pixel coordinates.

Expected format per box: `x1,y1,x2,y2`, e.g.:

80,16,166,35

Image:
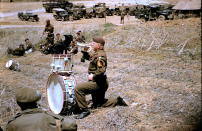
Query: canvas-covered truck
93,3,106,18
53,8,70,21
142,4,174,21
43,0,73,13
83,8,95,19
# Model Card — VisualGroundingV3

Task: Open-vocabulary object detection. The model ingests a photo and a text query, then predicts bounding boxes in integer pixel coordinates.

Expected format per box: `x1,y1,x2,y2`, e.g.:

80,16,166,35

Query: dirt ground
0,1,201,131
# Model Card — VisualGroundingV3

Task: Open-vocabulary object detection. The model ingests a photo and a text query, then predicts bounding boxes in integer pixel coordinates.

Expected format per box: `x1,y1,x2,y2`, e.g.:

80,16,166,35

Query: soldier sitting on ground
70,38,78,55
7,44,25,56
74,31,85,43
6,87,77,131
52,35,73,54
25,38,35,54
54,33,63,44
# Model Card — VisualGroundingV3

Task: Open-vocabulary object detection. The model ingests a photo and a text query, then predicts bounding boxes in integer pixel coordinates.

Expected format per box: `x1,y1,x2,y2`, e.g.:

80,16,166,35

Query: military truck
133,5,149,20
114,6,121,16
93,3,106,18
144,4,174,21
43,0,73,13
105,6,114,16
83,8,95,19
18,12,39,22
71,4,86,19
52,8,70,21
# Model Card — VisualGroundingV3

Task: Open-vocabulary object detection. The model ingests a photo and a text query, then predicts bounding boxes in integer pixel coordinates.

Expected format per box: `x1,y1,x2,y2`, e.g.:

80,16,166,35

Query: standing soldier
75,37,128,119
120,3,125,24
40,19,54,54
120,11,125,24
6,87,77,131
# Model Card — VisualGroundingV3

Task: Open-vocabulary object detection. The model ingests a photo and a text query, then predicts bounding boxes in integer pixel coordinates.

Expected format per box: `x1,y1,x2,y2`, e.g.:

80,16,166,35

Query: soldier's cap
15,87,41,103
93,37,105,46
76,31,81,34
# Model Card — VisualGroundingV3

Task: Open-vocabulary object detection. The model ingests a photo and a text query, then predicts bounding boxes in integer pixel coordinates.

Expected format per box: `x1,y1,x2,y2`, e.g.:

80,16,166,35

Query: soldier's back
6,109,58,131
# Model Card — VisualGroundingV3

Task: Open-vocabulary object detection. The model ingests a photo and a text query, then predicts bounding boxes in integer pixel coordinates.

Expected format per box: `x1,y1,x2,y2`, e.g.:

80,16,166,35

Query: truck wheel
36,17,39,22
46,8,50,13
28,17,35,22
69,16,73,21
158,15,165,21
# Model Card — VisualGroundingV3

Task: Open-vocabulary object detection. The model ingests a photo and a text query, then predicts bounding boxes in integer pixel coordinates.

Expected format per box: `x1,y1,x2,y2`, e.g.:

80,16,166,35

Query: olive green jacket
88,49,107,82
6,108,77,131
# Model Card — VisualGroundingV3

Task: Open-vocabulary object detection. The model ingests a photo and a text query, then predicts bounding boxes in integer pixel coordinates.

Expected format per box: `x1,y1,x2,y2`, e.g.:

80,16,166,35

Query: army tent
173,0,201,10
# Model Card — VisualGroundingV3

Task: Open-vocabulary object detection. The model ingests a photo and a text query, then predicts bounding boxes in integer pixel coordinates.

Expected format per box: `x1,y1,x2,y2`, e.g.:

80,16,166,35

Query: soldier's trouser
46,36,54,45
75,80,118,109
121,16,124,24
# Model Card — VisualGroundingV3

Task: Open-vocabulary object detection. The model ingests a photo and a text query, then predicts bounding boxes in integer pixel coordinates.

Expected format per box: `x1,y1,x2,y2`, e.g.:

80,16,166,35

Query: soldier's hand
88,74,93,81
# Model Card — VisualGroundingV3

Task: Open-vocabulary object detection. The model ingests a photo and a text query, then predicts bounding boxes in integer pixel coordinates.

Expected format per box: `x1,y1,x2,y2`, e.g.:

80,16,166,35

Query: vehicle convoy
43,0,73,13
43,1,198,22
18,12,39,22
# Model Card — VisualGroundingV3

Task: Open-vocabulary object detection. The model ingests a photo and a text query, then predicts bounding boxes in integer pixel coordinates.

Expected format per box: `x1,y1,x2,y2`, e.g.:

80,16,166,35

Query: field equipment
5,60,20,71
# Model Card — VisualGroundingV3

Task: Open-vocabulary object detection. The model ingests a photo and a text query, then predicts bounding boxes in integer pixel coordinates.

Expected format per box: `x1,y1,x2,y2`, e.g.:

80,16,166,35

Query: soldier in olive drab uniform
120,11,125,24
55,33,63,44
75,37,128,119
7,44,25,56
70,38,78,55
6,87,77,131
41,19,54,54
25,38,34,53
74,31,85,43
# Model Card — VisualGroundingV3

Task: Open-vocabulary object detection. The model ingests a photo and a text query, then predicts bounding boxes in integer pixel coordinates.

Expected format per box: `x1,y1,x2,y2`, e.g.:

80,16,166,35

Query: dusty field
0,1,201,131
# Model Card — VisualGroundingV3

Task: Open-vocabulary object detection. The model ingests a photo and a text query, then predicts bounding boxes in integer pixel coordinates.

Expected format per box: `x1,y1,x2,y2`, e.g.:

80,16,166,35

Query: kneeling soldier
75,37,128,119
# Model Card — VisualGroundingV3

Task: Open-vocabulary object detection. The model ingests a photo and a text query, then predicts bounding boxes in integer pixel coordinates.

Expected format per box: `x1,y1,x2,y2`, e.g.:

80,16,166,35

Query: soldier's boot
117,96,128,106
76,109,90,119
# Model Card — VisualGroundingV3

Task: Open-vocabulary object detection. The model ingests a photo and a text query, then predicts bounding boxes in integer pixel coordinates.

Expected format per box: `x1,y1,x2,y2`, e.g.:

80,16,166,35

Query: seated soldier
74,31,85,43
70,38,78,55
6,87,77,131
55,33,63,44
25,38,34,53
7,44,25,56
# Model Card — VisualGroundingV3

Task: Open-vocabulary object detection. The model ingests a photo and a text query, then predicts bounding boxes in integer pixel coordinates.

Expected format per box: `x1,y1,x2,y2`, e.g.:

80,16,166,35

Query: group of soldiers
5,37,128,130
4,19,128,130
40,19,85,55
